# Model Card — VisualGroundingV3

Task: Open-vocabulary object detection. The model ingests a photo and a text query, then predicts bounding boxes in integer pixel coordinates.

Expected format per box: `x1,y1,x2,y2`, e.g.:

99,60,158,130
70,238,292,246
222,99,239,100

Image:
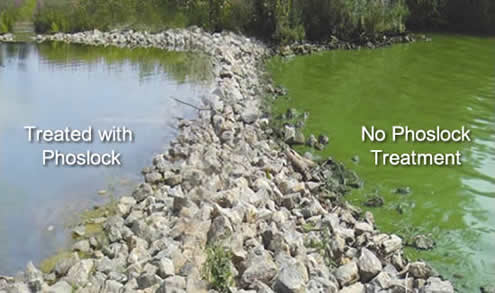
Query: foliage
202,246,234,292
0,11,15,33
3,0,493,41
0,1,17,33
406,0,495,34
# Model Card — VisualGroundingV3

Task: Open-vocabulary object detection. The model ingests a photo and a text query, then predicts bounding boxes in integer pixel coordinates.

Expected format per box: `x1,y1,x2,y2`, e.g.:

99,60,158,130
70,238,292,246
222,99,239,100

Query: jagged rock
274,262,308,293
357,248,382,282
158,276,187,293
411,234,435,250
137,273,162,289
293,131,305,145
207,215,233,243
363,196,384,207
25,262,44,292
422,277,454,293
133,183,154,202
45,280,72,293
3,283,31,293
145,172,163,184
382,235,402,254
283,126,296,143
306,277,338,293
370,272,392,290
481,285,495,293
241,251,278,287
102,279,124,293
334,262,359,287
306,134,317,147
395,186,411,195
72,225,86,237
318,135,329,145
72,239,91,253
65,259,94,287
165,174,183,186
157,258,175,279
354,222,373,235
339,282,365,293
408,262,434,279
54,253,80,277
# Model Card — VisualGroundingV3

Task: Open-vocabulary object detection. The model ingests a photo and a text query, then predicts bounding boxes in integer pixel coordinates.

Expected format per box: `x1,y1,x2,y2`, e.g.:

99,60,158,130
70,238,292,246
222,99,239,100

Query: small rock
145,172,163,184
382,235,402,254
411,234,435,250
72,239,91,253
363,196,384,207
395,186,411,195
481,285,495,293
158,275,186,293
306,134,317,147
339,282,365,293
318,135,329,145
293,131,305,145
72,226,86,237
408,262,433,279
45,280,72,293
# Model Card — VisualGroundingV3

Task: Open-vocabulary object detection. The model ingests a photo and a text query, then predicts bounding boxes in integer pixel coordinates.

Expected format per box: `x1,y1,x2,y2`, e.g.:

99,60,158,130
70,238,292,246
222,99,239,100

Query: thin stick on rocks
171,97,211,111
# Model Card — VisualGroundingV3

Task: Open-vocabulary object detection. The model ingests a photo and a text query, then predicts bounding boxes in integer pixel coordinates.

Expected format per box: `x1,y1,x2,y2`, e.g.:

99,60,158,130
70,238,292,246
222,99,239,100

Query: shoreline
0,28,454,292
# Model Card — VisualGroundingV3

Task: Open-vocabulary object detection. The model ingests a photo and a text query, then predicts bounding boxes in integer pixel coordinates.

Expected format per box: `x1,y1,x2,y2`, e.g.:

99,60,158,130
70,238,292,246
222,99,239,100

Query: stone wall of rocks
0,33,14,42
275,33,430,57
0,28,454,293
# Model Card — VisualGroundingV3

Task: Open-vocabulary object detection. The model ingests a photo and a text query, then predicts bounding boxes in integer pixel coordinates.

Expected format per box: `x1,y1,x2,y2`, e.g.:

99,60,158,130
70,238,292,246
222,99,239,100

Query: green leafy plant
202,246,234,292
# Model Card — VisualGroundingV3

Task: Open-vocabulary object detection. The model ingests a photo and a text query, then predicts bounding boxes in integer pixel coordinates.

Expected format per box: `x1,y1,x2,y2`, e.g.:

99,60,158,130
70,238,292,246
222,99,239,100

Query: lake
0,41,210,274
268,34,495,291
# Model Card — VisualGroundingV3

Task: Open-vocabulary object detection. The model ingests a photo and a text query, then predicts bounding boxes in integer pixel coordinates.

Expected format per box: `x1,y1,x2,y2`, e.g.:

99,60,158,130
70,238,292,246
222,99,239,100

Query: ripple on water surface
268,34,495,291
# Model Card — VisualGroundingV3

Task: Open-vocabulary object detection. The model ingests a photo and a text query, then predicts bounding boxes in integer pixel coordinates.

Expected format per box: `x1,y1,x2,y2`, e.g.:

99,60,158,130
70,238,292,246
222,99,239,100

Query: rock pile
0,28,453,293
275,33,424,57
0,33,14,42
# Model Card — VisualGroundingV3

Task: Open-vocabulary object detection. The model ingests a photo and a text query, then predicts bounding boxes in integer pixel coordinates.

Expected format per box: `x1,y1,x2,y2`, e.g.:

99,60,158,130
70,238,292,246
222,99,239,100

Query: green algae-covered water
268,35,495,291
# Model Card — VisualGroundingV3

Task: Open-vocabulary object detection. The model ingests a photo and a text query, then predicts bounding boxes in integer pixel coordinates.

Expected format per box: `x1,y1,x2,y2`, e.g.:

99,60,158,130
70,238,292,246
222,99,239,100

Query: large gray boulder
45,280,72,293
241,251,278,287
274,262,308,293
334,262,359,287
357,248,382,282
422,277,454,293
65,259,94,288
157,275,187,293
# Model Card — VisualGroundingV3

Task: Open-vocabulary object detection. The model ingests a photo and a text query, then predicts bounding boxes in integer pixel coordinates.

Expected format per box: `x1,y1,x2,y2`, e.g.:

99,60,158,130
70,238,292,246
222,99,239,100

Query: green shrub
202,246,234,292
0,11,15,33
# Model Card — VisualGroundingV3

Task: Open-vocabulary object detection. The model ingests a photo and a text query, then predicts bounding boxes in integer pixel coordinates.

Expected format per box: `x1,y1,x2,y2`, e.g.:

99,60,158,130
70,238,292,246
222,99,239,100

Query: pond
268,34,495,291
0,41,210,274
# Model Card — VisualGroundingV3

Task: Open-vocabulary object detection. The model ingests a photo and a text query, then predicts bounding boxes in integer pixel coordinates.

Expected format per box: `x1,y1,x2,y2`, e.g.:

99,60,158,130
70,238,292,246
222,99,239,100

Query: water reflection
0,42,210,274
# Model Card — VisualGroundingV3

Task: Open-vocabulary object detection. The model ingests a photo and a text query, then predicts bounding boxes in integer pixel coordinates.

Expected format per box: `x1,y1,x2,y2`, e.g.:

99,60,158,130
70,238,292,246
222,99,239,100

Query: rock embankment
274,33,428,57
0,33,14,42
0,28,454,293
